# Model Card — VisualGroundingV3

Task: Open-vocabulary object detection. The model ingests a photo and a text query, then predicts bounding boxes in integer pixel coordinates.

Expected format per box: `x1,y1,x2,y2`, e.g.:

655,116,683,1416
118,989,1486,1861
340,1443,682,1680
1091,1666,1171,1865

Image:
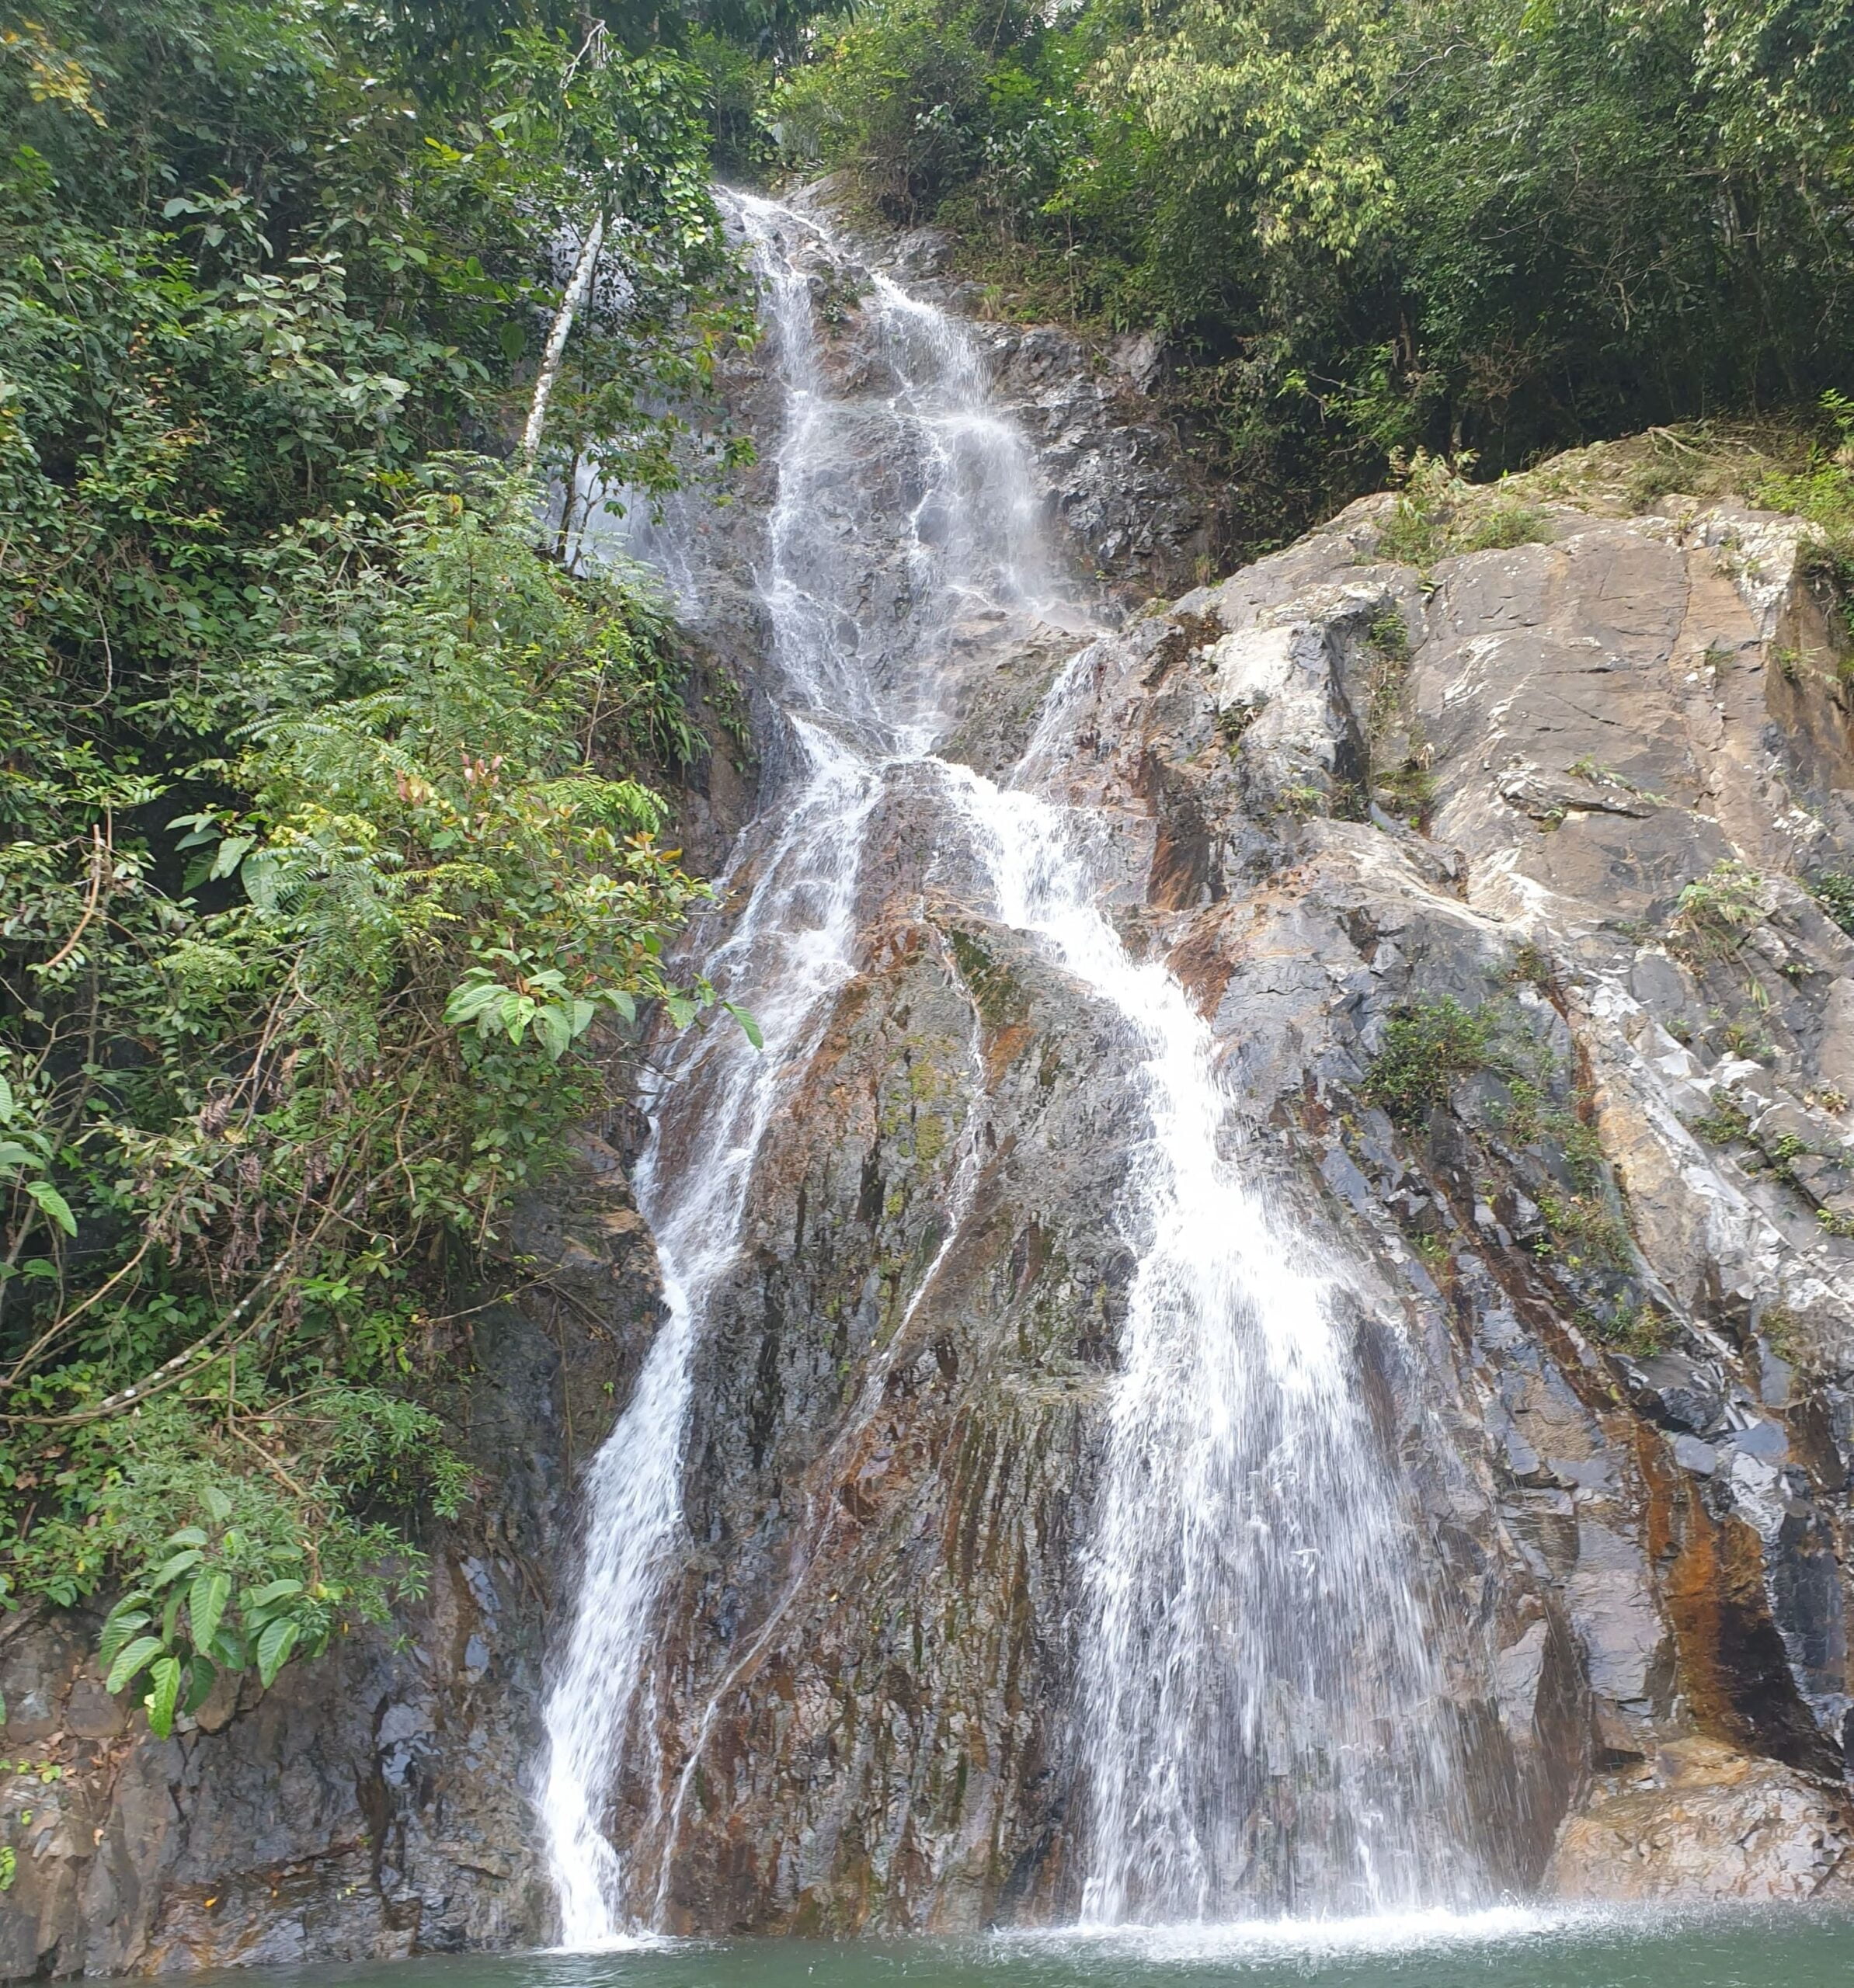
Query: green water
209,1909,1854,1988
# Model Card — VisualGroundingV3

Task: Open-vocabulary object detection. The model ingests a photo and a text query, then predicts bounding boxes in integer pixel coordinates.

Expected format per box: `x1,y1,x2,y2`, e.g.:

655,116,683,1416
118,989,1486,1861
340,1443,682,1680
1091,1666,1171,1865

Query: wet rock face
625,464,1854,1917
0,1134,662,1978
613,911,1143,1933
743,180,1213,612
1021,492,1854,1903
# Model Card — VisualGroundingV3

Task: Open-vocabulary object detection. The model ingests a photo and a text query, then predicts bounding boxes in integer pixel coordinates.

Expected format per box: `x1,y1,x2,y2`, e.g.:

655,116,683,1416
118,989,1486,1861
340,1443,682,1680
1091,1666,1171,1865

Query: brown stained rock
1546,1736,1854,1901
1640,1427,1837,1776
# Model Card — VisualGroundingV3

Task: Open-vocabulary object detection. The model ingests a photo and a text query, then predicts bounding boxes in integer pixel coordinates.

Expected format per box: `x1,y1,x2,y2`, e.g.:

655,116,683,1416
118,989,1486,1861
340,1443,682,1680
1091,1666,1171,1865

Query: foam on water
1011,1904,1594,1963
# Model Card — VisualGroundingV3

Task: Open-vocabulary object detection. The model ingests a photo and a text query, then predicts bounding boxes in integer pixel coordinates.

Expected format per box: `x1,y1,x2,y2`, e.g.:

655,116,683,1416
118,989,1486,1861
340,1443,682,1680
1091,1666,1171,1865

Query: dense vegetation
771,0,1854,543
0,0,753,1724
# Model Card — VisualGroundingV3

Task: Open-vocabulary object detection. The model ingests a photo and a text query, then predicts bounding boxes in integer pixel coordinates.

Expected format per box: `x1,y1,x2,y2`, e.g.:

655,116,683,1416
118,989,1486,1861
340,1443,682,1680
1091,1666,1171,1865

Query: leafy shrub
1581,1298,1667,1357
2,467,743,1718
0,2,753,1720
776,0,991,218
1814,873,1854,937
1669,860,1769,960
1536,1192,1633,1273
1362,996,1497,1124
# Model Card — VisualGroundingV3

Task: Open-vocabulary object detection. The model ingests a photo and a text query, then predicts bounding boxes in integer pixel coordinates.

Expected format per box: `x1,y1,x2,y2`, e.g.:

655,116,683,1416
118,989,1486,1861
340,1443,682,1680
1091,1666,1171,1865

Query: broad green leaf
0,1142,28,1171
150,1547,203,1589
98,1611,151,1670
663,993,697,1029
189,1569,232,1654
106,1635,165,1695
0,1076,13,1118
208,834,255,880
533,1005,571,1060
208,1625,247,1670
603,989,637,1024
256,1617,301,1687
199,1487,233,1523
240,850,283,911
443,979,505,1026
181,1656,217,1717
245,1578,304,1608
23,1182,75,1236
722,1002,764,1050
145,1656,182,1738
166,1527,209,1548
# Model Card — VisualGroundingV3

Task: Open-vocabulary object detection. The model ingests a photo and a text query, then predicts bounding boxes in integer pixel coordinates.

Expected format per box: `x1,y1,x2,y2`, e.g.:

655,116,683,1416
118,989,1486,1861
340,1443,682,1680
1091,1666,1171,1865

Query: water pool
189,1909,1854,1988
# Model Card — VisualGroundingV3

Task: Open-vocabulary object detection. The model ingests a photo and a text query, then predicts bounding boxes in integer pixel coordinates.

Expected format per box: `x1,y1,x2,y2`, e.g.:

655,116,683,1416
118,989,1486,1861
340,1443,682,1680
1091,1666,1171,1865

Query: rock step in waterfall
539,190,1487,1940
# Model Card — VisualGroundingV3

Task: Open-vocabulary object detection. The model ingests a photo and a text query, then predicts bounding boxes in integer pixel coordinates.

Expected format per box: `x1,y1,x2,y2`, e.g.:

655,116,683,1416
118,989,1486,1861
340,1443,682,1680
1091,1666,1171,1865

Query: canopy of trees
775,0,1854,531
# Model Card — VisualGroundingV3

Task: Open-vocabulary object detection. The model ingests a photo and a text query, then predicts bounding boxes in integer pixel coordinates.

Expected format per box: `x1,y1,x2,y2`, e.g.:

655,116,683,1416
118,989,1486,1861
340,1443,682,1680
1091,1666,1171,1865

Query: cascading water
539,189,1482,1942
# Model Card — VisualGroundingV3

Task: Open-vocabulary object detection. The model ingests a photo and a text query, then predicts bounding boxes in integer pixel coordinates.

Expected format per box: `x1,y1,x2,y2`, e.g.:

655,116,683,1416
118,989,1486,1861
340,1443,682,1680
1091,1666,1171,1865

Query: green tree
0,0,753,1726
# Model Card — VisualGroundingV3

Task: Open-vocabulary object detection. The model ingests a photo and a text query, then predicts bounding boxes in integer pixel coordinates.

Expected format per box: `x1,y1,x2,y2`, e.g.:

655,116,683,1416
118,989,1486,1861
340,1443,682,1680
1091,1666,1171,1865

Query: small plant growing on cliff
1278,781,1326,818
704,666,757,775
1691,1096,1752,1145
1367,607,1411,660
1669,860,1769,961
1581,1298,1667,1357
1759,1304,1803,1361
1363,997,1497,1124
1536,1191,1633,1273
1814,874,1854,937
1378,450,1550,567
1374,755,1438,823
1506,942,1554,992
1218,697,1265,752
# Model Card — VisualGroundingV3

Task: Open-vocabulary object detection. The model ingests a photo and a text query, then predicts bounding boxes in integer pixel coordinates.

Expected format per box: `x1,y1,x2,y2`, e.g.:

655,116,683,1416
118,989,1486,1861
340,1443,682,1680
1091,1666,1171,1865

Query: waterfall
538,190,1481,1941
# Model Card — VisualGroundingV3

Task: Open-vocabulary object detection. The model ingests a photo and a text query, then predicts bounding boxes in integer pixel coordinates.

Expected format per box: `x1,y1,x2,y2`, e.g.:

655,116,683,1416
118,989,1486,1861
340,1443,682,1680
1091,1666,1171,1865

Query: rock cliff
8,183,1854,1972
591,200,1854,1928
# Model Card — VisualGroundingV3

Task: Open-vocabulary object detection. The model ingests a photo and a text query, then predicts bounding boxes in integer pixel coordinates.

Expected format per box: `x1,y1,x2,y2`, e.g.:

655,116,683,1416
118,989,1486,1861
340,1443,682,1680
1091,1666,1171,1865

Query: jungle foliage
770,0,1854,544
0,0,753,1722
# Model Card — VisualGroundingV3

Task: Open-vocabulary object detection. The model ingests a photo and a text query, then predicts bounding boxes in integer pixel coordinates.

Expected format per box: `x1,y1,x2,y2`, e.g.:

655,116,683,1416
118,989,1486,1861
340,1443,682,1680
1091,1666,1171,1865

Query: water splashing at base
537,188,1484,1943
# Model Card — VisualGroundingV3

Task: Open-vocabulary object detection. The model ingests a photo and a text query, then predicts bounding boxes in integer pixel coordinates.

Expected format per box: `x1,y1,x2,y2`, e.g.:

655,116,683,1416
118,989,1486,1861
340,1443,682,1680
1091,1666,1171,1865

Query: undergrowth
1376,450,1553,568
1362,997,1498,1124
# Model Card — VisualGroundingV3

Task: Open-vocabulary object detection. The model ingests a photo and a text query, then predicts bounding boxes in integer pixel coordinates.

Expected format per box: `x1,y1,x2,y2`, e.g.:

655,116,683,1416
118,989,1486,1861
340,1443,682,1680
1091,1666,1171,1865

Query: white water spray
538,190,1480,1942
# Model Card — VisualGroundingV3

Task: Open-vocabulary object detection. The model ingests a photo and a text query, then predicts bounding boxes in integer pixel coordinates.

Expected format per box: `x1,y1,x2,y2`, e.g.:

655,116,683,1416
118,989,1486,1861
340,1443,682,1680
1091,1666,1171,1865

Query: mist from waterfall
537,189,1483,1944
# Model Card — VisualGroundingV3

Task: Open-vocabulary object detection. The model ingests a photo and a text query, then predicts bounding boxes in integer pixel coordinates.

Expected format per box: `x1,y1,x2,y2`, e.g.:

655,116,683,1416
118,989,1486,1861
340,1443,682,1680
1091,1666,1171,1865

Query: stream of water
540,192,1484,1941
